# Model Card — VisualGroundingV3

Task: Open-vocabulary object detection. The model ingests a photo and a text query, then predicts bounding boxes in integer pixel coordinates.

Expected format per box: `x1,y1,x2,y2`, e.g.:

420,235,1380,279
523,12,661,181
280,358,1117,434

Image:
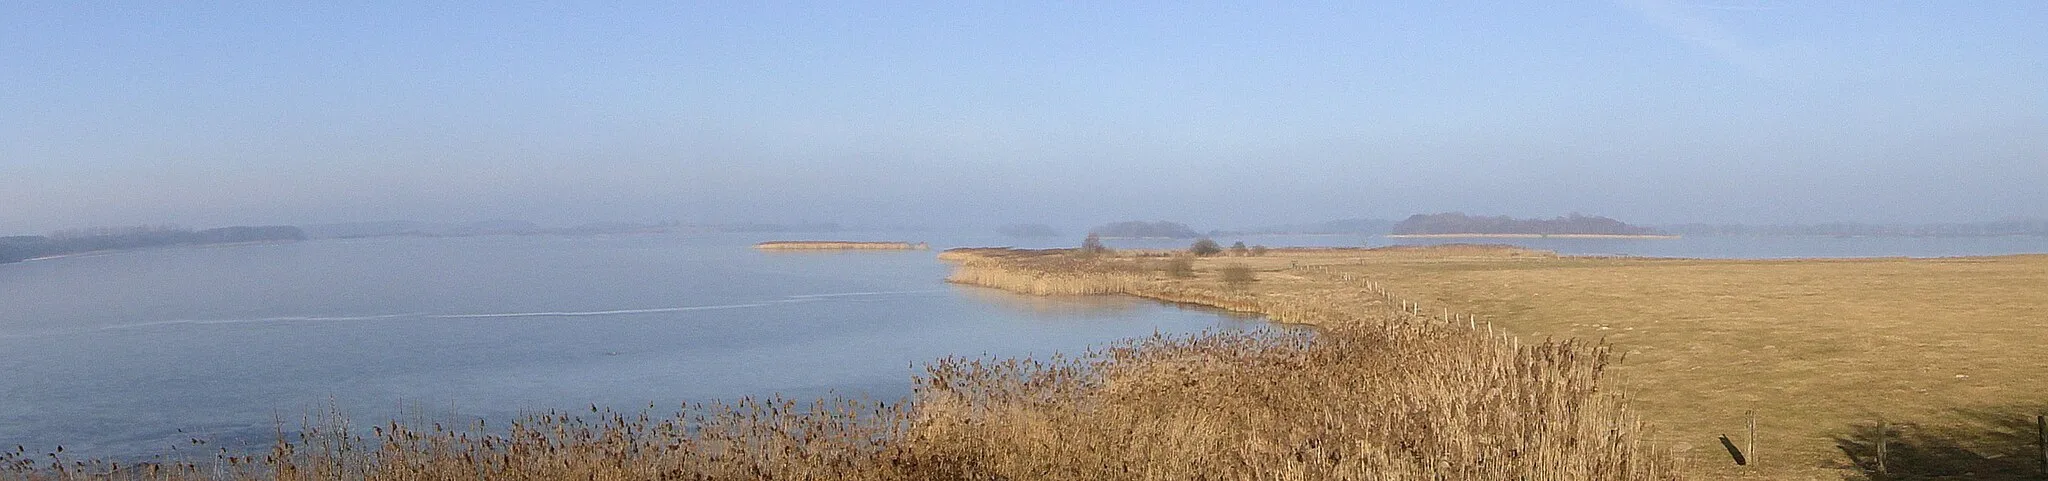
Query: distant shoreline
1386,233,1680,239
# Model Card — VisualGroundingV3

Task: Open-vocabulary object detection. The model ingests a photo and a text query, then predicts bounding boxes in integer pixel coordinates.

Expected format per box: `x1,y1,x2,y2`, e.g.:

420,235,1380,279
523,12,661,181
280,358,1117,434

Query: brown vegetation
1310,252,2048,480
941,248,1677,479
957,246,2048,480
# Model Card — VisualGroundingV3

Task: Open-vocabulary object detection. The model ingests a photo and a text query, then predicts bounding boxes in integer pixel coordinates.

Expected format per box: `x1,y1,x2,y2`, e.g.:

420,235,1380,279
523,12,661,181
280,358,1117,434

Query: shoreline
1386,233,1680,239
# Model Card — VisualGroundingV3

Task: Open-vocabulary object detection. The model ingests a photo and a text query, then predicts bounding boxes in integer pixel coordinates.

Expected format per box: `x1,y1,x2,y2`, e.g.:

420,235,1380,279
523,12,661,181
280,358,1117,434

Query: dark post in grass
2036,414,2046,475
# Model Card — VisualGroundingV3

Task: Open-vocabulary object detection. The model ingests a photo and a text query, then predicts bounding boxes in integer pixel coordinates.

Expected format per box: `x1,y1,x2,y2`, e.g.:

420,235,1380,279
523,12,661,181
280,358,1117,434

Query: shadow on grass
1832,405,2047,480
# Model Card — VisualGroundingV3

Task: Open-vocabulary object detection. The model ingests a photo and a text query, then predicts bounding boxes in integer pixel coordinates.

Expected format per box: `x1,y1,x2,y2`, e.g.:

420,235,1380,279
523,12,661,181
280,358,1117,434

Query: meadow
947,245,2048,480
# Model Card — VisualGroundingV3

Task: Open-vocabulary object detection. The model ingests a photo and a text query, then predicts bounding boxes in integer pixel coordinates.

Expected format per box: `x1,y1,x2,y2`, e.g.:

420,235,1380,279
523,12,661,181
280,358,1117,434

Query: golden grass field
1319,250,2048,480
948,245,2048,480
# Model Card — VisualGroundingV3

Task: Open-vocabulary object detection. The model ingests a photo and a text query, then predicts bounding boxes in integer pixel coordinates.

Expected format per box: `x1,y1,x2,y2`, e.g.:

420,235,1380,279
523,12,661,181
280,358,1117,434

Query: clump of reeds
914,325,1674,480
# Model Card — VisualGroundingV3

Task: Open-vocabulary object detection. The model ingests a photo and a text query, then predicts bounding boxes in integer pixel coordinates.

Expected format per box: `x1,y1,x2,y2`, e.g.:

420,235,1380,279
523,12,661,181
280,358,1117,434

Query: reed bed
4,247,1676,481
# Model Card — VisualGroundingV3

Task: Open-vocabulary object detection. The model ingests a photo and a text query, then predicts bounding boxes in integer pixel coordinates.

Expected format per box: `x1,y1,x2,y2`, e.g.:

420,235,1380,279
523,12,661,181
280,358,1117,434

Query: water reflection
952,285,1149,319
953,284,1272,329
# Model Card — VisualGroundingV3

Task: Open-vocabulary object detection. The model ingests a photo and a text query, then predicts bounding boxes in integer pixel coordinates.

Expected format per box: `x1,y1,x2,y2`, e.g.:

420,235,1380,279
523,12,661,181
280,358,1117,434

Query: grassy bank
1308,252,2048,480
941,247,1676,478
754,241,929,250
959,246,2048,480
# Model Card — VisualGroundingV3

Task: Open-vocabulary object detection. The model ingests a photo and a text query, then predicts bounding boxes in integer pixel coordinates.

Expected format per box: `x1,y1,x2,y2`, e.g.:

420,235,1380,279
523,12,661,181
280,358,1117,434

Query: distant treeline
1660,219,2048,237
0,225,305,264
1391,213,1661,236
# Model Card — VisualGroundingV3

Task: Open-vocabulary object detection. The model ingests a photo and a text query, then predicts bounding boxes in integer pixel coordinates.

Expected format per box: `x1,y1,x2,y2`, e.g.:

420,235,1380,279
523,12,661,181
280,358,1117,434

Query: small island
1387,212,1676,239
753,241,929,250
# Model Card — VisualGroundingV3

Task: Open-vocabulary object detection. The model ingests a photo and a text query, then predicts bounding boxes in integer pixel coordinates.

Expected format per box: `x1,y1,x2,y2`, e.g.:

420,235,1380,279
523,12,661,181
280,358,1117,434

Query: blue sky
3,1,2043,233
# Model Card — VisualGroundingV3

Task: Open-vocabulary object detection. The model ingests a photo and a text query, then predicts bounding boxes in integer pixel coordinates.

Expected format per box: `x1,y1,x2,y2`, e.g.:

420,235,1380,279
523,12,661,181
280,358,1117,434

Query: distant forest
0,225,306,264
1090,221,1201,239
1391,213,1661,236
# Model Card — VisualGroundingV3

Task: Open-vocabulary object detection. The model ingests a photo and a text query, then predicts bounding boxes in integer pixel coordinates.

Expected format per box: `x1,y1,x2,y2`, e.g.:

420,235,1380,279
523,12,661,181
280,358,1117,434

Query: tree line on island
0,225,307,264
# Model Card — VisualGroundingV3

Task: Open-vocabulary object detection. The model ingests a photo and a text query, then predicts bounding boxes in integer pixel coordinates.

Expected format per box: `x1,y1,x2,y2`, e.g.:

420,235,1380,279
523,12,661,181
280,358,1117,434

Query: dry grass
1052,246,2048,480
940,248,1677,479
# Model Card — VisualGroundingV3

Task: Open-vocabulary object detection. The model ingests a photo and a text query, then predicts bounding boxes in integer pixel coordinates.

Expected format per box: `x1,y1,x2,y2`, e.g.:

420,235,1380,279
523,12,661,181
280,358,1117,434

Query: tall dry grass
3,247,1675,481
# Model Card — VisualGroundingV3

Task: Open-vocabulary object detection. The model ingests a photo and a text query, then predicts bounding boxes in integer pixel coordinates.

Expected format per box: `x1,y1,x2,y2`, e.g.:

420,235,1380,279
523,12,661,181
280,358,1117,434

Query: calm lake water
4,232,2044,460
0,234,1259,459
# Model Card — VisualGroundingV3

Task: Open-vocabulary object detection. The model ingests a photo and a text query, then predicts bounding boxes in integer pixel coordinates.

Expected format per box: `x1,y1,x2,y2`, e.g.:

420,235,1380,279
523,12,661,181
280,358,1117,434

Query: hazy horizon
5,2,2044,235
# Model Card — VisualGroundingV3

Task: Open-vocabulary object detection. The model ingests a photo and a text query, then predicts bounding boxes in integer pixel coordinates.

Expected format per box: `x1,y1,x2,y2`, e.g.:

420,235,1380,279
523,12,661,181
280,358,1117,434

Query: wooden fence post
2036,414,2045,475
1747,410,1758,468
1876,420,1888,474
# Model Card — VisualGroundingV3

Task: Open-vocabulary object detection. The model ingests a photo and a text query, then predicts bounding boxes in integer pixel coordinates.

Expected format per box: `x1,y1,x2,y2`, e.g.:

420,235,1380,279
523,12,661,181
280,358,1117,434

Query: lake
0,233,1260,459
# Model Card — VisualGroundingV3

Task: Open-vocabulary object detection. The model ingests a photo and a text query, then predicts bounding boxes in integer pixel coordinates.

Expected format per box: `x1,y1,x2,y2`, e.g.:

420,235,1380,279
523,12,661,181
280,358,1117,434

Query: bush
1164,257,1196,278
1229,241,1249,256
1078,233,1111,257
1250,245,1269,256
1220,264,1256,289
1189,238,1222,256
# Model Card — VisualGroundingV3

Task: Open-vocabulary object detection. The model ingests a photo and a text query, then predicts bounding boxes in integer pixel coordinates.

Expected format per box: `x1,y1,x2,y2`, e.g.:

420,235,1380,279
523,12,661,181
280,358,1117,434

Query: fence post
1876,420,1888,474
1747,410,1758,468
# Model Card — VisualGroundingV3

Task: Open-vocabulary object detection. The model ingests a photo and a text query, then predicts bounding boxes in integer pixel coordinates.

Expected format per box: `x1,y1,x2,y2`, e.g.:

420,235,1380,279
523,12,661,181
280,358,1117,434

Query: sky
3,1,2044,234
